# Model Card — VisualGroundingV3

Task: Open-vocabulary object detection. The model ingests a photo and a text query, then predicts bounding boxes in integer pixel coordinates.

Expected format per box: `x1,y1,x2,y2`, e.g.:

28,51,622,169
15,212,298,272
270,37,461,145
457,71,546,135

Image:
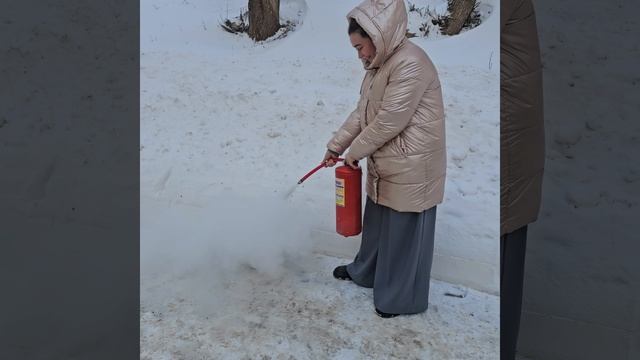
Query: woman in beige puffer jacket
500,0,545,358
326,0,446,317
326,1,446,212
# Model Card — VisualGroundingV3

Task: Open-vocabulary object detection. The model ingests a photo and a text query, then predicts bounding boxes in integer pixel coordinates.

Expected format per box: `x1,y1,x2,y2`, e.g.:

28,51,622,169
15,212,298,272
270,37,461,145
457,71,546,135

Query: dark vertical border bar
501,0,640,359
0,1,140,359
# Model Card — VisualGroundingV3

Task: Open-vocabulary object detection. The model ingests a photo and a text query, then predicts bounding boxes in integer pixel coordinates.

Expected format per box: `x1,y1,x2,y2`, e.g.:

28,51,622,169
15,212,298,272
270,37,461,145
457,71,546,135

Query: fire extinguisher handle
323,157,345,166
326,157,346,168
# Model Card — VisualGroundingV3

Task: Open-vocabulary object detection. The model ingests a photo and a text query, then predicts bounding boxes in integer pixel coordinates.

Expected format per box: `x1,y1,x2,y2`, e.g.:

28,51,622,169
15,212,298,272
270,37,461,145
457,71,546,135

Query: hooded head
348,18,377,68
347,0,408,70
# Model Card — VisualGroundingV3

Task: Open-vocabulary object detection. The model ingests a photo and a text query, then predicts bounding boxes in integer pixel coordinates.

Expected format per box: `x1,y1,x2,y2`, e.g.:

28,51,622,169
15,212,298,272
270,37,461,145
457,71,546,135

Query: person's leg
373,205,437,314
345,197,384,288
500,225,528,360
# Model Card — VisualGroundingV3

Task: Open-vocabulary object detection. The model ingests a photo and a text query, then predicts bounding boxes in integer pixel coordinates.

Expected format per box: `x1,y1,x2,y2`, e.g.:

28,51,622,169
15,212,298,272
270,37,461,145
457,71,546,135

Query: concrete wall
311,227,499,295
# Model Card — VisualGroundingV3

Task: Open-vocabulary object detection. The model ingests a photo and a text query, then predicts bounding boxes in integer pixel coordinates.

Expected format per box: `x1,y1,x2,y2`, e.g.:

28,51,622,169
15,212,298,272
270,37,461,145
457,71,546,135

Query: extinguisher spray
295,158,362,237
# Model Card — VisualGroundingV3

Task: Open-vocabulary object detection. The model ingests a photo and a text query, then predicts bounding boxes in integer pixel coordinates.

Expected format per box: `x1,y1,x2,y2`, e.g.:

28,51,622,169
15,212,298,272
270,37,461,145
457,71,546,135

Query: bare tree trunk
248,0,280,41
443,0,476,35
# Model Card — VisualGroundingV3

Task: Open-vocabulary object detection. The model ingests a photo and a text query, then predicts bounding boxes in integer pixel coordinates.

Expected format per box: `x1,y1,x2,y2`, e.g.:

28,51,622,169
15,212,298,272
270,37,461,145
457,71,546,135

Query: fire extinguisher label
335,178,345,207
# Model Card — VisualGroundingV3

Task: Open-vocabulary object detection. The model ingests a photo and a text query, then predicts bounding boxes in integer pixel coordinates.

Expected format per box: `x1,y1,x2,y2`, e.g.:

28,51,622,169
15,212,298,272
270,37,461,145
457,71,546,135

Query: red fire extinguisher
296,158,362,237
334,164,362,237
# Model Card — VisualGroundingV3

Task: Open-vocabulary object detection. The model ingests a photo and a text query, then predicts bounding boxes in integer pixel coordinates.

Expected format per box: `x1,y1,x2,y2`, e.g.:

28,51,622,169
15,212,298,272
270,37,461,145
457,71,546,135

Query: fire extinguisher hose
297,158,345,184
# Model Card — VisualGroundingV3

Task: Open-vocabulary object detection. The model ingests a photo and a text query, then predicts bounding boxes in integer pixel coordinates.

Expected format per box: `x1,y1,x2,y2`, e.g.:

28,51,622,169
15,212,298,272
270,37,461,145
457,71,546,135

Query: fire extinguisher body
335,165,362,237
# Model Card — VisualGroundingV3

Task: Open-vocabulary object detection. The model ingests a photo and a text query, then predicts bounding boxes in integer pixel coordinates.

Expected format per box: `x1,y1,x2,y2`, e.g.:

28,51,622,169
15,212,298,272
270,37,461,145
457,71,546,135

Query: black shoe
375,308,398,318
333,265,352,281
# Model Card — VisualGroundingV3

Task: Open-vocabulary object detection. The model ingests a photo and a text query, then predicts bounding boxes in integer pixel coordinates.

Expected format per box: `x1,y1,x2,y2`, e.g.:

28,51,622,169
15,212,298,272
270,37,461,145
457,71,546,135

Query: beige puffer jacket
327,0,446,213
501,0,545,235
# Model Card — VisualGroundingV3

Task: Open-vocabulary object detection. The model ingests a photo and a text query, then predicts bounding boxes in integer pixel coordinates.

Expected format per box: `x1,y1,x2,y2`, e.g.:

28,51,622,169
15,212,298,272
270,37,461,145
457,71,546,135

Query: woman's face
349,33,376,68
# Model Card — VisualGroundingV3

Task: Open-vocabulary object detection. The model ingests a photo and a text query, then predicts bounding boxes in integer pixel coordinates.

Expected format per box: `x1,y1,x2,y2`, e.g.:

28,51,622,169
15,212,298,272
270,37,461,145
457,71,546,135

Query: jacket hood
347,0,408,70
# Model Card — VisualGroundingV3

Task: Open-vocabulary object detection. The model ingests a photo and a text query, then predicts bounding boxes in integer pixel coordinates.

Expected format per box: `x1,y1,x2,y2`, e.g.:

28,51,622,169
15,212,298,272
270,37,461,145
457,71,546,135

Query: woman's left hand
344,153,359,169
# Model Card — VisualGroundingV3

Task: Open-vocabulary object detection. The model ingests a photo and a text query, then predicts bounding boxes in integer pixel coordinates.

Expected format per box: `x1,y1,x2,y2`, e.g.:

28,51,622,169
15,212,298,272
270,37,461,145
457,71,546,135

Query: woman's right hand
323,150,339,167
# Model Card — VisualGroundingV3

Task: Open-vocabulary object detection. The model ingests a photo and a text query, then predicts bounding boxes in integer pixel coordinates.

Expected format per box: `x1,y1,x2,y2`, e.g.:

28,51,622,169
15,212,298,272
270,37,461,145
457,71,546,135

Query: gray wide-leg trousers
346,197,437,314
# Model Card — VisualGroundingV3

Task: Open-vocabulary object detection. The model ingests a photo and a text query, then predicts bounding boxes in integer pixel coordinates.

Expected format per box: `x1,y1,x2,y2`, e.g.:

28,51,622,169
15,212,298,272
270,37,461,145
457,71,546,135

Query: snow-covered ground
142,250,498,359
405,0,494,39
141,0,499,357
